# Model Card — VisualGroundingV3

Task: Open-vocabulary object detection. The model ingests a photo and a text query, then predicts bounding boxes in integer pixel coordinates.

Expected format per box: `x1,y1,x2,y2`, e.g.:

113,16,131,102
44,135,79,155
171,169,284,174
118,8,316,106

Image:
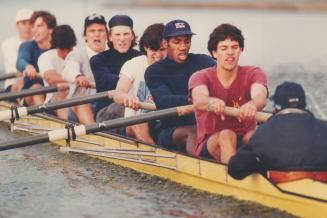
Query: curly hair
51,25,76,49
30,10,56,29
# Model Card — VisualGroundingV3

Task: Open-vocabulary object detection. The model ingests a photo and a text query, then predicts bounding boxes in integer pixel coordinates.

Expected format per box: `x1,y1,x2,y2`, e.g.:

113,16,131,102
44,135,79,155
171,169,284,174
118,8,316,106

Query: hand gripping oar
0,72,20,81
0,105,271,151
0,91,156,122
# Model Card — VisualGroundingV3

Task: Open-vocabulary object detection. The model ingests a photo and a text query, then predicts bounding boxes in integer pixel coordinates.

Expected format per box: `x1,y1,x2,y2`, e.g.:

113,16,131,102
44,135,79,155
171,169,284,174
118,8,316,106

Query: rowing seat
268,171,327,184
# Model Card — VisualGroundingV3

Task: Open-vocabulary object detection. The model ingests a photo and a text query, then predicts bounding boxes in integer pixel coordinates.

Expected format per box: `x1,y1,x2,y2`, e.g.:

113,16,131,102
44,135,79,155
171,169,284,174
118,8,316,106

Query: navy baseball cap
163,19,195,38
108,15,133,29
271,81,306,110
84,13,106,29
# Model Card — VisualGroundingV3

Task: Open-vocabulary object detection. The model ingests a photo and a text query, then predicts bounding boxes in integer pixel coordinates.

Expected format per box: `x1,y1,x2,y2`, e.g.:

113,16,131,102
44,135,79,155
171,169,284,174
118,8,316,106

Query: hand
123,95,140,110
207,97,226,120
75,75,90,88
238,101,257,122
56,82,69,91
24,65,38,79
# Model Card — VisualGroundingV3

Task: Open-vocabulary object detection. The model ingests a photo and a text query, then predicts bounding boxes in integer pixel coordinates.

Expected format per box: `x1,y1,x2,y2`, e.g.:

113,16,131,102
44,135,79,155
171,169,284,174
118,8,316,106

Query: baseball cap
163,19,195,38
84,13,106,29
16,8,33,22
108,15,133,29
271,81,306,110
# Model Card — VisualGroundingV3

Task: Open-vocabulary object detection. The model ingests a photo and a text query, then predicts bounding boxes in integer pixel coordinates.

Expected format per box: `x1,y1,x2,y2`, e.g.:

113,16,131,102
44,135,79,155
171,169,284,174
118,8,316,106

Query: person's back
228,81,327,183
1,8,33,92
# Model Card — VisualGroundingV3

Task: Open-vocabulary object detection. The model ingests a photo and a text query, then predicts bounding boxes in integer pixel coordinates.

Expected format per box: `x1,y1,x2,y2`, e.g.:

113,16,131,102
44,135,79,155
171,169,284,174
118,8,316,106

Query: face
84,23,108,53
145,41,167,65
212,38,242,72
32,17,52,43
16,20,32,40
109,26,134,53
166,36,191,64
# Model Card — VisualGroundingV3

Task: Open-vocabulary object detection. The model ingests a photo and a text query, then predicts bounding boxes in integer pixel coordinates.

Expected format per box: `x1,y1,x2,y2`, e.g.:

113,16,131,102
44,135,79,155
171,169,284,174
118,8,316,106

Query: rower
90,15,141,122
16,11,57,106
144,19,216,154
62,13,108,124
189,24,268,163
228,81,327,183
38,25,77,119
113,23,167,144
1,8,33,95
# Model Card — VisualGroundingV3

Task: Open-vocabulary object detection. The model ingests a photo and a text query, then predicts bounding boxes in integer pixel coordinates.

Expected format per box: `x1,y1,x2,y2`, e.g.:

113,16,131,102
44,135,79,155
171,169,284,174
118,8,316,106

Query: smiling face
145,40,167,65
166,35,191,64
32,17,52,44
84,23,107,52
109,26,134,53
212,38,242,72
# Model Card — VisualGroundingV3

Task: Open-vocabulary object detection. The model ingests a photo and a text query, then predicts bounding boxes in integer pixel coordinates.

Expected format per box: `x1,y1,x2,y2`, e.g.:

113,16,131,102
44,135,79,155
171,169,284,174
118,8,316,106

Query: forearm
44,71,66,85
250,84,268,110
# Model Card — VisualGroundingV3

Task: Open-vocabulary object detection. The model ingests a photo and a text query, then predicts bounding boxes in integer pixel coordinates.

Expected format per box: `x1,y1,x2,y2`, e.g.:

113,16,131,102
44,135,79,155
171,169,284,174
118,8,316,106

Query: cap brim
165,31,196,38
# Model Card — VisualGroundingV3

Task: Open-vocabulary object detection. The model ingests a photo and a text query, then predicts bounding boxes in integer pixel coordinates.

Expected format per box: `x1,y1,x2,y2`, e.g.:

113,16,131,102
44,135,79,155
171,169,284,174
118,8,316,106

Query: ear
108,32,113,42
162,39,168,48
211,50,218,59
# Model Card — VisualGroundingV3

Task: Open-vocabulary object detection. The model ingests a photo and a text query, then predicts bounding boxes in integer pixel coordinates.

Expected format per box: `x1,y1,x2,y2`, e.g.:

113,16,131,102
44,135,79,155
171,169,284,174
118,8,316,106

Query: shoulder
145,58,167,74
188,53,216,67
90,50,110,63
189,66,216,86
239,66,266,75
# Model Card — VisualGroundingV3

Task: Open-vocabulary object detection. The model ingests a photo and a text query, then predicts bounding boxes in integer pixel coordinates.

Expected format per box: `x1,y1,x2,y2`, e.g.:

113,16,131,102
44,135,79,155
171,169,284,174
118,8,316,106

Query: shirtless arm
113,75,140,110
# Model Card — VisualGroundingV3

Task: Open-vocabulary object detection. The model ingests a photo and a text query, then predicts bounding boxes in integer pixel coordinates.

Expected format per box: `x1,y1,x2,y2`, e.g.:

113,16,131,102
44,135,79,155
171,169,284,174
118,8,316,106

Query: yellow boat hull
0,102,326,218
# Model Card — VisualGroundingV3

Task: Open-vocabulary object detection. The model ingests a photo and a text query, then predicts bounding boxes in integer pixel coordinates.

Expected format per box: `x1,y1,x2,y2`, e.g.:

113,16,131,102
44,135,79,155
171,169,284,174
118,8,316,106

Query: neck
37,37,52,50
216,65,238,88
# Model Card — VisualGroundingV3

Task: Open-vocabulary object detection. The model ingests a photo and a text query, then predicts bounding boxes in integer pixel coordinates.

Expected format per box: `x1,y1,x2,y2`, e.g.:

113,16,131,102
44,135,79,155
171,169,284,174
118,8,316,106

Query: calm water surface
0,1,326,217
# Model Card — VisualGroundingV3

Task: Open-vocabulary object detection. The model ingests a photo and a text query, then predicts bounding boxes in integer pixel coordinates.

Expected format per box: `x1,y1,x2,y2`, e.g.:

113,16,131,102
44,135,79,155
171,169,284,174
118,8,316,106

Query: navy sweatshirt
90,48,141,115
145,53,216,128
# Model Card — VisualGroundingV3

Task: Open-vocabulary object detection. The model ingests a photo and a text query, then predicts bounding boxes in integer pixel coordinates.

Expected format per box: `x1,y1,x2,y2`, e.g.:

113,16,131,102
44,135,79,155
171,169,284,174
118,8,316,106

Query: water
0,1,326,217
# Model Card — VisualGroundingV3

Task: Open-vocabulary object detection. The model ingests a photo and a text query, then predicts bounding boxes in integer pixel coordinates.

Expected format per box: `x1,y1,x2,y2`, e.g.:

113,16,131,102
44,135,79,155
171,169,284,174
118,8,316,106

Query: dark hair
139,23,164,53
207,23,244,57
51,25,77,49
108,28,137,50
30,10,57,29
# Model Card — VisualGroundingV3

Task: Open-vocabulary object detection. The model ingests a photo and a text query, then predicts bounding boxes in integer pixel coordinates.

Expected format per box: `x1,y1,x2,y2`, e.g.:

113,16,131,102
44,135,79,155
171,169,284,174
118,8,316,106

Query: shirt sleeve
250,67,268,87
62,50,82,83
38,52,54,78
90,54,119,93
16,42,32,72
119,59,135,81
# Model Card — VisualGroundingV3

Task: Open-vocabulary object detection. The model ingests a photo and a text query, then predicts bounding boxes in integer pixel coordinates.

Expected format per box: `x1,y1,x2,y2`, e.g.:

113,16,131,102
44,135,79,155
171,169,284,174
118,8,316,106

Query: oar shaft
0,133,49,151
27,92,109,114
0,72,19,81
0,85,58,101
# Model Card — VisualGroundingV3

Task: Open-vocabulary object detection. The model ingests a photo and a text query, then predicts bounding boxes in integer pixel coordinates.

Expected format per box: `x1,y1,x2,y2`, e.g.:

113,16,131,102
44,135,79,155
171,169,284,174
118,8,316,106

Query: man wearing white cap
1,8,33,93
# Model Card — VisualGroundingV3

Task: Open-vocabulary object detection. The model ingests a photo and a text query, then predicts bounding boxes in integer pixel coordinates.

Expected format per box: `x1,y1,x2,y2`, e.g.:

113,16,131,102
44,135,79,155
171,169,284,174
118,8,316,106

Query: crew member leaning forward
189,23,268,164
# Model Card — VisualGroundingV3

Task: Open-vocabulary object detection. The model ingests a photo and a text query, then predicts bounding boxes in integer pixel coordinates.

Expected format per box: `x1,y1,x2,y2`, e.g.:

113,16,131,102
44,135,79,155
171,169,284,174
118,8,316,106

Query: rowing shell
0,101,326,218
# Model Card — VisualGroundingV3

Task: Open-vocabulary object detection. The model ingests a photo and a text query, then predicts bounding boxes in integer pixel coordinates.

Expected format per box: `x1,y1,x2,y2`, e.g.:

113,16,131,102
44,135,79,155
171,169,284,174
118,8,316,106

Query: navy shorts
157,126,178,149
199,134,244,159
22,77,44,90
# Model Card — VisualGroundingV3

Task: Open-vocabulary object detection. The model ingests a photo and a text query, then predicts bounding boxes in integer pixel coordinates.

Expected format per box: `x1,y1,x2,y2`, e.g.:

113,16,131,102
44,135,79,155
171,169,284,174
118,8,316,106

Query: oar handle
0,72,20,81
225,107,272,123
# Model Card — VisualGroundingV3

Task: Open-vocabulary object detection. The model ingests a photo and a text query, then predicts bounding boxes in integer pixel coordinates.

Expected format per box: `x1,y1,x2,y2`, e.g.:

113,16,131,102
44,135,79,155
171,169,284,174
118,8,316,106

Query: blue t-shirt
90,48,141,115
16,40,45,72
145,53,216,128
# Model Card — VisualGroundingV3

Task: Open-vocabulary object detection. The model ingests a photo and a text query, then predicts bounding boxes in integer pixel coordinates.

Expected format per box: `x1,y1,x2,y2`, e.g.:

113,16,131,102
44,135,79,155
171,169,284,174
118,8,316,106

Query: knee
219,129,237,142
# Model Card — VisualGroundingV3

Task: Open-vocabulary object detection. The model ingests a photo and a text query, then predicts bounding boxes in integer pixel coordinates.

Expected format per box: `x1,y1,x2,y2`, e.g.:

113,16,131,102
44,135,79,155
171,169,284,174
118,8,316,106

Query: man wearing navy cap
90,15,141,121
228,81,327,183
144,19,215,154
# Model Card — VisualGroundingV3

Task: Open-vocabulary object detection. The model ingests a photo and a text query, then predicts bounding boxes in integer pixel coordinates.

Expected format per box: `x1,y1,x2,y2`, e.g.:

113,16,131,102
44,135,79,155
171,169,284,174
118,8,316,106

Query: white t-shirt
1,35,22,88
119,55,153,117
38,49,75,103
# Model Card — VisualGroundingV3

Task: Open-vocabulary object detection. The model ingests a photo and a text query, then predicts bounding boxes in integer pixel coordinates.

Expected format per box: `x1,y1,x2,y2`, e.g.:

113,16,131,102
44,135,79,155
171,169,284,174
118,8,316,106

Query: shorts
157,126,178,149
199,134,244,159
22,77,44,90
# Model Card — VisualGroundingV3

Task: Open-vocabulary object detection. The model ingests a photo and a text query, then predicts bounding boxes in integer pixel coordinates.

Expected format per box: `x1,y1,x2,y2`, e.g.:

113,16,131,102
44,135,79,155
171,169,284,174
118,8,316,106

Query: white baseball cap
15,8,34,22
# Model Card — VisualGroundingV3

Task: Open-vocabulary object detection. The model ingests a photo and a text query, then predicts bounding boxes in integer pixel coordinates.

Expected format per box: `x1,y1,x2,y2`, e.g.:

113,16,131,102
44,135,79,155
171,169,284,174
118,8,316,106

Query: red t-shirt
188,65,267,155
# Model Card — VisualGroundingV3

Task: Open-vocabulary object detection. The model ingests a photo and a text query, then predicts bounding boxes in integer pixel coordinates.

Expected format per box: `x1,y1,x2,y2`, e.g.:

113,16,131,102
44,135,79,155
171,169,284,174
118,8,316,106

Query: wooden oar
0,72,20,81
0,105,271,151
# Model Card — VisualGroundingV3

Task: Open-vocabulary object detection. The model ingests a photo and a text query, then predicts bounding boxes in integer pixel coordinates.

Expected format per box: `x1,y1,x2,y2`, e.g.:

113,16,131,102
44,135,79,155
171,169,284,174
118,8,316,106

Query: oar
0,91,156,121
0,105,271,151
0,72,20,81
0,85,60,101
